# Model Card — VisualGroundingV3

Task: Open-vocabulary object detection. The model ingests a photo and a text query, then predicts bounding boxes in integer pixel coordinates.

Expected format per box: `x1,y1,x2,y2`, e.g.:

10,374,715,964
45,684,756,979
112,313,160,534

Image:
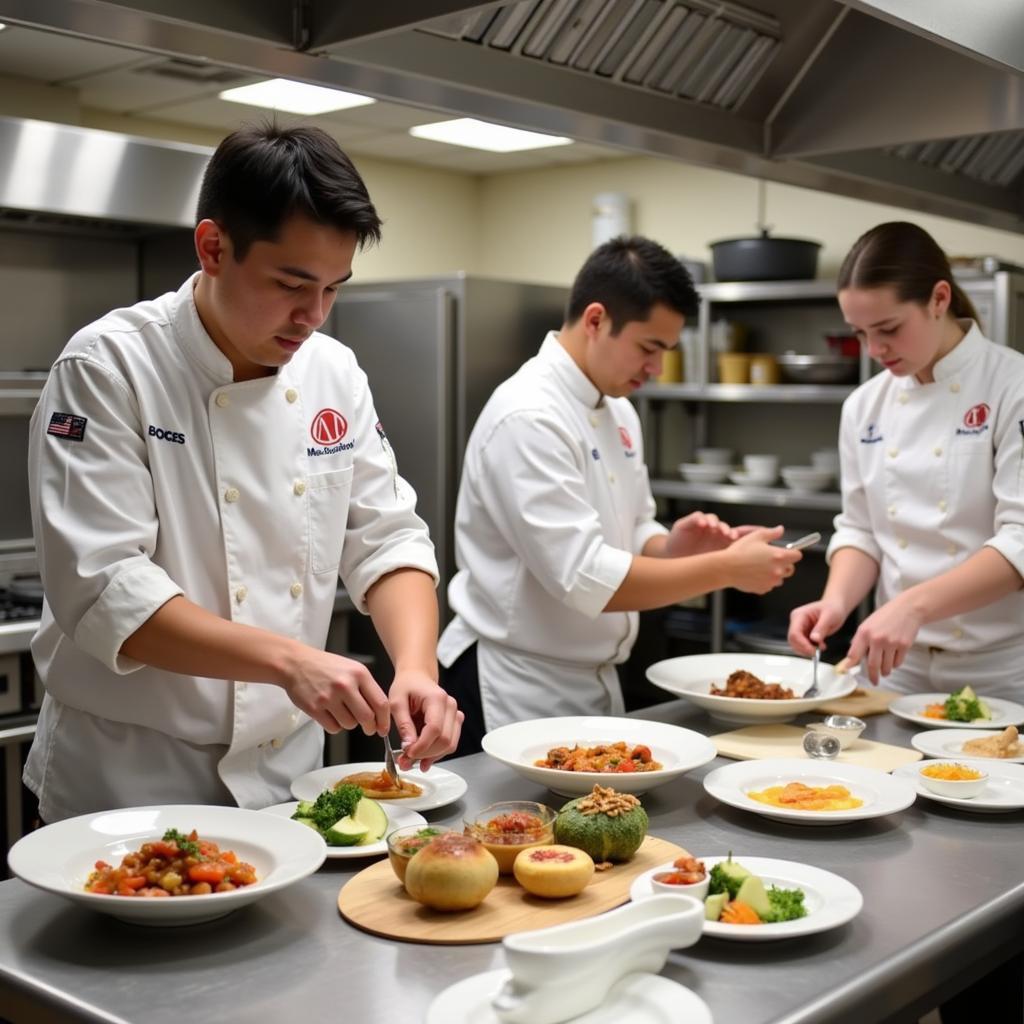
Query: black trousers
439,643,487,759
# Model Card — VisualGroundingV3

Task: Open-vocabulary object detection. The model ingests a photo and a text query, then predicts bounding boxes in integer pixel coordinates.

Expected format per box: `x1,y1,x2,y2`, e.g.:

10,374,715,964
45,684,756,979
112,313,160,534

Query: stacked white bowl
810,449,840,475
780,465,834,492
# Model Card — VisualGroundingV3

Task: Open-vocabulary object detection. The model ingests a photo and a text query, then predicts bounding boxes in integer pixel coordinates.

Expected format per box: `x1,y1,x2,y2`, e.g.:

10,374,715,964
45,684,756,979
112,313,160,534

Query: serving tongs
383,734,402,788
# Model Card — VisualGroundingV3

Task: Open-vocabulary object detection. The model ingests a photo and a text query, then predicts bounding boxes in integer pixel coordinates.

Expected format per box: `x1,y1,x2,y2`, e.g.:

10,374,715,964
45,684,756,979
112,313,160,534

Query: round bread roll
513,844,595,898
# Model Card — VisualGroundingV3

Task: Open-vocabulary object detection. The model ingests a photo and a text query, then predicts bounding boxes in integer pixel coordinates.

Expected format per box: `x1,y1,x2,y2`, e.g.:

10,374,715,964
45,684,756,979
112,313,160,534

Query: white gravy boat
491,893,704,1024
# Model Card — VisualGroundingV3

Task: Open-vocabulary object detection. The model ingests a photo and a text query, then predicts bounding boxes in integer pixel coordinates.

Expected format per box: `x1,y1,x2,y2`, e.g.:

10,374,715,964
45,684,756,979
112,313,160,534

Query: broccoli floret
944,686,991,723
760,886,807,923
305,784,363,833
707,854,749,899
292,801,316,819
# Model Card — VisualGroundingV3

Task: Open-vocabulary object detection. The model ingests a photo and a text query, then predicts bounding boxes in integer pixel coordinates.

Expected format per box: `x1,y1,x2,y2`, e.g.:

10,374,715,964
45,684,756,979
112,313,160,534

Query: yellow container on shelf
749,354,780,386
717,353,751,384
657,347,683,383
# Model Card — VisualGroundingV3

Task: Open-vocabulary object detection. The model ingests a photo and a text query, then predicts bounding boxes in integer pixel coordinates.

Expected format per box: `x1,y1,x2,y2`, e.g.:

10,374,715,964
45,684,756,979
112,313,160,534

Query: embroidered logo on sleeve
46,412,87,442
618,425,637,458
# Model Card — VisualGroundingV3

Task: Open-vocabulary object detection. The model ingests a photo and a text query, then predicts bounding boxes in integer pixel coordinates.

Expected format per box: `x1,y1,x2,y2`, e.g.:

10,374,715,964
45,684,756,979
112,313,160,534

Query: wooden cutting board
337,835,685,945
711,724,922,772
814,687,901,717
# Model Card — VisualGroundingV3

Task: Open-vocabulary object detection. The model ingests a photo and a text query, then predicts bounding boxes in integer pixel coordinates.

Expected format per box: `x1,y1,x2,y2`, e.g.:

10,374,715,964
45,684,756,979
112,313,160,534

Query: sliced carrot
720,900,763,925
188,863,226,884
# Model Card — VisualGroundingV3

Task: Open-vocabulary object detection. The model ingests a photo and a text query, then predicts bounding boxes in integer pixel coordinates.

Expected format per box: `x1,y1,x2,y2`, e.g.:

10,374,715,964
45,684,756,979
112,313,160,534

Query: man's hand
719,526,801,593
282,648,391,736
844,595,925,685
787,598,848,657
665,512,760,557
389,670,463,771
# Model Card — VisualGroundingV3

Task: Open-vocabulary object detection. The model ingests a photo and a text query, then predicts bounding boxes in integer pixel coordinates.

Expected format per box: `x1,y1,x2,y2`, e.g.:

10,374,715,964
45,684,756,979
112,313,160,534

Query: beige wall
476,156,1024,285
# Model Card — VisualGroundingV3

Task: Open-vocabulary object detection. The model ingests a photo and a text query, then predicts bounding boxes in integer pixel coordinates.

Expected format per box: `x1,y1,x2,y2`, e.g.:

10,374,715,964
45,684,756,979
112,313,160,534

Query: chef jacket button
215,392,230,408
290,582,303,598
949,382,960,394
224,487,240,503
235,586,248,603
285,388,298,403
293,480,307,497
608,473,616,484
589,414,599,427
938,499,947,511
947,542,957,555
888,447,899,458
898,392,908,404
953,627,964,639
271,738,283,749
290,712,299,725
237,682,247,693
934,447,943,457
887,505,896,518
897,537,908,549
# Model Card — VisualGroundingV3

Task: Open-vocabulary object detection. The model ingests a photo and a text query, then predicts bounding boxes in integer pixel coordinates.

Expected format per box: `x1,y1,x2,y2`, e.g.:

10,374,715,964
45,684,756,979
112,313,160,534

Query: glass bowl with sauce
385,825,455,884
464,801,556,874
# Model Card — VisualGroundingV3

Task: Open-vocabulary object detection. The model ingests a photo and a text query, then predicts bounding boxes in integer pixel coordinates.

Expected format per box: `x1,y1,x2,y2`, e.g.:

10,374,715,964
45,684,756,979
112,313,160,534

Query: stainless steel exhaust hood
1,0,1023,231
0,115,210,229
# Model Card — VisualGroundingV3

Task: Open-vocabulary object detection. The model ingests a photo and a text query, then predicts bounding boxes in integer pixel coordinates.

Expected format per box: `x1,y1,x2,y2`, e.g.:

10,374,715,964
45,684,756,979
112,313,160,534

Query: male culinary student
26,124,461,822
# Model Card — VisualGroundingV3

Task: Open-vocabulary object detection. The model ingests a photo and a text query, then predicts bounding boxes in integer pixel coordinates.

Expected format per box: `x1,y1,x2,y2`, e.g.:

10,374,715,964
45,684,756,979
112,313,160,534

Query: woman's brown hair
837,221,979,322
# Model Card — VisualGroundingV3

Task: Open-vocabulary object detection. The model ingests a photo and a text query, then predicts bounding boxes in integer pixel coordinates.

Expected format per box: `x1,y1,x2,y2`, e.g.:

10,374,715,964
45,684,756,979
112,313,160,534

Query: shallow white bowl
645,653,857,725
679,462,731,484
917,764,988,799
742,454,779,476
780,466,833,493
810,450,840,474
6,804,326,925
481,716,717,797
649,862,710,901
695,447,734,465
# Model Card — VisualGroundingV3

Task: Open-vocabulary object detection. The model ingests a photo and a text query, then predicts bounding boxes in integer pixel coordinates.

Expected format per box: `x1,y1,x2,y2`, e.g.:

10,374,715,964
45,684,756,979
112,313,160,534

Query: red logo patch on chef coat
618,426,633,450
311,408,348,446
963,403,990,429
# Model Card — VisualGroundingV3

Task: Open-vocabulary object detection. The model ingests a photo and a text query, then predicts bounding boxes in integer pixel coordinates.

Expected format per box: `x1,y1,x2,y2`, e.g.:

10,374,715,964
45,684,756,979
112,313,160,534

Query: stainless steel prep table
1,700,1021,1024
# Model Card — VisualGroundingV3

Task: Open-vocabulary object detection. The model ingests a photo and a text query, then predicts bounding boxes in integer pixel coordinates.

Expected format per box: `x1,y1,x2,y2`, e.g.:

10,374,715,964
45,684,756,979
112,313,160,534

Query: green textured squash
553,793,648,863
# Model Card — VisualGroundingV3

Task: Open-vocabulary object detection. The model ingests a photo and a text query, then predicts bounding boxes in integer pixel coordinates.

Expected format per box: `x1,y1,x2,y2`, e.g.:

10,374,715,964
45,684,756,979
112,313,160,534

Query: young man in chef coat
25,124,461,822
438,236,802,754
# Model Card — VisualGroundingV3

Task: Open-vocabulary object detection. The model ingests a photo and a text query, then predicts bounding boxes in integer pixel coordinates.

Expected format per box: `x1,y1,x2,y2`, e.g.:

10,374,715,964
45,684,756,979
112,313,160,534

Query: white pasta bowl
6,804,326,926
481,716,716,797
645,654,858,725
679,462,731,484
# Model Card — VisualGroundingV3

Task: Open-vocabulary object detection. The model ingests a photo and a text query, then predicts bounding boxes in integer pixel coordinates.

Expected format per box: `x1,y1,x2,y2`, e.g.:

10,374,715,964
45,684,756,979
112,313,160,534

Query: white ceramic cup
811,449,840,474
696,447,734,466
742,454,778,480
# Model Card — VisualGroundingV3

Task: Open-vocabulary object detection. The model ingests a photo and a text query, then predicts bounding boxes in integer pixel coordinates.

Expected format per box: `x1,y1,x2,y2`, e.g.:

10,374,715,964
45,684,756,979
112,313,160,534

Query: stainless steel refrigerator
330,275,568,619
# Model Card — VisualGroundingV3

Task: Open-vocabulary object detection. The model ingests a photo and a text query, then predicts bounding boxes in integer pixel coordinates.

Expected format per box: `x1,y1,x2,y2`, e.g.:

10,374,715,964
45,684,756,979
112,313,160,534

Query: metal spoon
804,647,821,698
383,734,402,787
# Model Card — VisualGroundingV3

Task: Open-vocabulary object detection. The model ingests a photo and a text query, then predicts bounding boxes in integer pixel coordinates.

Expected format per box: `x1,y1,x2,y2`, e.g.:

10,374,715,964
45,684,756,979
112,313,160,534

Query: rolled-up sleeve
473,412,633,619
29,355,184,674
338,364,439,612
983,383,1024,579
827,398,883,566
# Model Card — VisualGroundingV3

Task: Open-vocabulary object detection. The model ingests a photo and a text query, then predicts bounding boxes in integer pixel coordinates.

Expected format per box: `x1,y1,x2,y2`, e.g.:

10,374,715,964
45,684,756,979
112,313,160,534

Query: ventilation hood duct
2,0,1024,231
0,115,210,229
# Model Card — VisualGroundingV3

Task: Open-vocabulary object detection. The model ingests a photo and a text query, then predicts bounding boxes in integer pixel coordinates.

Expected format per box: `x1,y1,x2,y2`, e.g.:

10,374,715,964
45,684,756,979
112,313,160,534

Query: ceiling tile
0,25,141,83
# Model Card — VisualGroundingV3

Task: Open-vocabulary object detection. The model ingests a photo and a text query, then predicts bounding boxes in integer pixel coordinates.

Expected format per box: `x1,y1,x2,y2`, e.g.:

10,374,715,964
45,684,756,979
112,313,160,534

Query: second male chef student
438,236,801,755
26,124,461,822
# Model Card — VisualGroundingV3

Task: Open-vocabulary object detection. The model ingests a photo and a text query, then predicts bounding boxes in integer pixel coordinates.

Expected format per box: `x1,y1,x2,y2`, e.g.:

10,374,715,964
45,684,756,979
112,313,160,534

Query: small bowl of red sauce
464,801,556,874
650,851,709,900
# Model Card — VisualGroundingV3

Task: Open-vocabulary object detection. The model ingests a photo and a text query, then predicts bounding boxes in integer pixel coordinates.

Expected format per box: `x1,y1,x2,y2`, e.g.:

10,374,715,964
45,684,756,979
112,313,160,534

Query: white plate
481,716,717,797
892,759,1024,814
289,761,467,812
6,804,326,926
890,693,1024,729
702,758,916,825
911,728,1024,764
426,969,712,1024
645,654,858,725
262,801,426,858
630,856,862,941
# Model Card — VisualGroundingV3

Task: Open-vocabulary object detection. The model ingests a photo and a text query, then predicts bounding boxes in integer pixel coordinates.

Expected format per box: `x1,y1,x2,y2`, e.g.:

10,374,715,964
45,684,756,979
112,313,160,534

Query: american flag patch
46,412,87,442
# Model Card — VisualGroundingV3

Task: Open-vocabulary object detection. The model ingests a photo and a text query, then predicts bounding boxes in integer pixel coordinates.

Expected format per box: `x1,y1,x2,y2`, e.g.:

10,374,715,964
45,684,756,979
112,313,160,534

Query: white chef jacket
437,333,667,729
26,273,437,821
828,321,1024,693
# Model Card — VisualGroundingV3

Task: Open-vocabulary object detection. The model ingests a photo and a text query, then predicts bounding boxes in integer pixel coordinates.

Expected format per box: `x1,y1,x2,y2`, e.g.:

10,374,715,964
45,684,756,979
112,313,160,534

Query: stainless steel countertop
1,701,1022,1024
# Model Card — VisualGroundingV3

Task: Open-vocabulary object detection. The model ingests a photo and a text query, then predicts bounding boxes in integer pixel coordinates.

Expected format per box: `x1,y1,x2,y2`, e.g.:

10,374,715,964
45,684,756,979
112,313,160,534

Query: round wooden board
337,835,686,945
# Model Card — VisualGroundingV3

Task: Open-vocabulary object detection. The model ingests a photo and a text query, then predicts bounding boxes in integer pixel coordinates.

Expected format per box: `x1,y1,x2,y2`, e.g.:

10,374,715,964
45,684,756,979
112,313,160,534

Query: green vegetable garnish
760,886,807,923
162,828,202,858
291,784,363,834
944,686,992,723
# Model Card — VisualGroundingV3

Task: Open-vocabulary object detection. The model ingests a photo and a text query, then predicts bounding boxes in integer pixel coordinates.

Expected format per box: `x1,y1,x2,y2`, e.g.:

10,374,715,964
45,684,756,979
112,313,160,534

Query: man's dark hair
196,123,382,260
566,236,699,332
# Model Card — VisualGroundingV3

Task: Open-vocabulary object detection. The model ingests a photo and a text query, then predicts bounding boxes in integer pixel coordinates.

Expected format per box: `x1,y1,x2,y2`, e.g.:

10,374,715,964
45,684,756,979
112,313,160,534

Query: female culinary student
25,124,461,822
788,221,1024,694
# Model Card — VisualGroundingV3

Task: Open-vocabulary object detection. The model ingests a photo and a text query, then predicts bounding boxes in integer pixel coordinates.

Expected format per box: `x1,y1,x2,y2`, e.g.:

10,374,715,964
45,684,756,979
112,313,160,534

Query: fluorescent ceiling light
409,118,572,153
218,79,375,115
0,23,7,31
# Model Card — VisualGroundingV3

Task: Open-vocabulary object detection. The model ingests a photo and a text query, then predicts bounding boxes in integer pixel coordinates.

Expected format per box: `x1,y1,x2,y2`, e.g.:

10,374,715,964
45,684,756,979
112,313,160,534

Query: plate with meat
289,761,467,812
645,654,857,725
481,716,716,796
911,726,1024,764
